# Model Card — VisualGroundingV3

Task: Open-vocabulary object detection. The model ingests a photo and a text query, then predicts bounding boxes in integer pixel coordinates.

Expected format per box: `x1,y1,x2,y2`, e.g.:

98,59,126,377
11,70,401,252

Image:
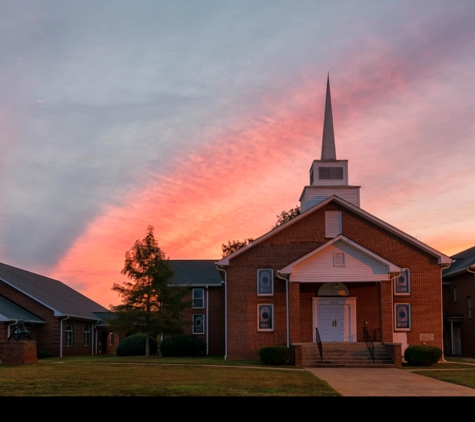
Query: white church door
313,297,356,342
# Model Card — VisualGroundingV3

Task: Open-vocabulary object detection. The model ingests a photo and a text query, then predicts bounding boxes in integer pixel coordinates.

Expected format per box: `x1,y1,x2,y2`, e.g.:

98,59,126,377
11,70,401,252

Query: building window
394,303,411,331
333,252,345,267
192,288,204,309
394,269,410,295
193,314,205,334
454,286,457,302
65,321,73,347
257,304,274,331
325,211,342,238
257,269,273,296
468,297,472,319
109,332,114,346
84,324,91,346
319,167,343,180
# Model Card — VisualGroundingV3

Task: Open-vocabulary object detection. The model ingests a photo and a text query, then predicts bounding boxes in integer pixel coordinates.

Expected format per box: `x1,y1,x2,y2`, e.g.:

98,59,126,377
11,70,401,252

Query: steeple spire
321,73,336,160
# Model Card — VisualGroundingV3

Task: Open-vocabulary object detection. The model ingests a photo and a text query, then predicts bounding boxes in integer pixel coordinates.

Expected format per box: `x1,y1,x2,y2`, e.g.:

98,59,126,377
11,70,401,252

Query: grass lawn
0,355,341,396
403,357,475,390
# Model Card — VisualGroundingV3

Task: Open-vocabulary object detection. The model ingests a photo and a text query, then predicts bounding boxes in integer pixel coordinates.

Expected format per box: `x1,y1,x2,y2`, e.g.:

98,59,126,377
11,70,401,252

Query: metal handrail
363,323,375,363
315,327,323,362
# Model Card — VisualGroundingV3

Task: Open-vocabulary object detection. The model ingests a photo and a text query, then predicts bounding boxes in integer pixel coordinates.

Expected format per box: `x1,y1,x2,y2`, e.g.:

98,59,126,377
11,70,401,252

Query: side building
0,262,117,357
443,246,475,357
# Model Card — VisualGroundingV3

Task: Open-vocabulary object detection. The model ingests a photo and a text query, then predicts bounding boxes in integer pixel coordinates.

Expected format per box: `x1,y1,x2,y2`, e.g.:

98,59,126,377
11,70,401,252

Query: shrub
258,346,291,365
159,335,206,357
116,333,158,356
404,345,442,366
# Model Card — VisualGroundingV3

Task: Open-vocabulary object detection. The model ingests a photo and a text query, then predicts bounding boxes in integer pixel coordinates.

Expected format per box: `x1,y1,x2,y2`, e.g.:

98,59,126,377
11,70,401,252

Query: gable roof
0,262,108,320
169,260,223,286
278,234,402,280
216,195,452,266
443,246,475,278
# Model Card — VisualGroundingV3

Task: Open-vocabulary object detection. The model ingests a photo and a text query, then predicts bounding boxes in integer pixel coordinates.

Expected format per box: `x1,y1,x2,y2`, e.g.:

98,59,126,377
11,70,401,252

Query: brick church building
1,76,452,364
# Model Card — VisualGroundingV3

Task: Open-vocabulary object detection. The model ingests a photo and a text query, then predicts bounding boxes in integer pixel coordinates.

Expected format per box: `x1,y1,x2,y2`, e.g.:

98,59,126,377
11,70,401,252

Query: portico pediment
278,235,401,282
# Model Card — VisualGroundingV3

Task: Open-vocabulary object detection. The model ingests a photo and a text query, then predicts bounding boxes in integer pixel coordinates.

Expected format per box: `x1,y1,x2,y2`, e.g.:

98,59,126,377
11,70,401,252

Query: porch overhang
278,235,402,283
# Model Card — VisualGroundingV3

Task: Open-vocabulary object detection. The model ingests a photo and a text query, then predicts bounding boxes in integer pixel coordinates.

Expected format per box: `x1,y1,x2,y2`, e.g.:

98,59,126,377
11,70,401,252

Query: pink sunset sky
1,1,475,307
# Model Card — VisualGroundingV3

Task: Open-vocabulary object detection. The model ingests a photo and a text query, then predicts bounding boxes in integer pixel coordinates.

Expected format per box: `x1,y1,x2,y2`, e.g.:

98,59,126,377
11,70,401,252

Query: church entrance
313,296,356,342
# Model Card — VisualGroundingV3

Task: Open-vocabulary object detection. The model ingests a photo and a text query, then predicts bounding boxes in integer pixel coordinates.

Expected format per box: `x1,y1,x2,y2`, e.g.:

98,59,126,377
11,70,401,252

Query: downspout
60,316,70,358
7,319,18,339
440,262,451,361
277,272,290,348
217,266,228,360
206,286,209,356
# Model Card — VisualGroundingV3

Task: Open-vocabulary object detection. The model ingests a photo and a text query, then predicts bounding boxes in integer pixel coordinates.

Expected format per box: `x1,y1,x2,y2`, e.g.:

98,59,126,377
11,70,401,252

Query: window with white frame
84,324,91,346
394,303,411,331
394,269,410,295
192,288,204,309
109,331,114,346
257,269,273,296
65,321,73,347
192,314,205,334
468,297,472,319
257,304,274,331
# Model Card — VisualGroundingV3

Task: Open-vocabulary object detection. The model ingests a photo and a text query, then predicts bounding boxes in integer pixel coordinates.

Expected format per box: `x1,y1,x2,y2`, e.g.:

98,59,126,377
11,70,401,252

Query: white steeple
299,74,361,211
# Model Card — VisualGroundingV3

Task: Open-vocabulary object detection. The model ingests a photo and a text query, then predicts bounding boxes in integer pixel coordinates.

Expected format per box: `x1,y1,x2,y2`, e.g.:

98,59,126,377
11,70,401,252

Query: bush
258,346,291,365
116,333,158,356
37,350,51,359
404,345,442,366
159,335,206,357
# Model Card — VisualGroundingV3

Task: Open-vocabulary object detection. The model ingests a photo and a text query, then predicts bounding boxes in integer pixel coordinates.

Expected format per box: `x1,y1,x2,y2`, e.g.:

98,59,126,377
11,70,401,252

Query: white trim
313,297,357,342
394,303,411,331
257,304,274,332
278,234,402,276
216,195,452,266
257,269,274,296
192,314,205,335
192,288,205,309
394,268,410,296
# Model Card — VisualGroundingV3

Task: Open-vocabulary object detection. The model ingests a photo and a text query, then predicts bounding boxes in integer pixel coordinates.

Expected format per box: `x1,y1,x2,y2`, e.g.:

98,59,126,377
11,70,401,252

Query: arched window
65,321,73,347
84,324,91,346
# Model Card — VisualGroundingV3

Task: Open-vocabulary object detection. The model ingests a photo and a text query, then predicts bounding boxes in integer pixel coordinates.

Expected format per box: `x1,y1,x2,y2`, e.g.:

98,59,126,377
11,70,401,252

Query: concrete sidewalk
306,367,475,396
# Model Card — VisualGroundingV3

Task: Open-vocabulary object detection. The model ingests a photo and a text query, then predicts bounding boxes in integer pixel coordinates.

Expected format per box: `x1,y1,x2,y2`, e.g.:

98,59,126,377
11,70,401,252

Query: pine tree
110,225,189,356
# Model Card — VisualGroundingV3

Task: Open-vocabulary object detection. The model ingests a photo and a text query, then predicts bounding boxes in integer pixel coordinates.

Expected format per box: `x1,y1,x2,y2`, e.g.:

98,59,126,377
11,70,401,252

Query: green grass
402,357,475,389
0,355,340,396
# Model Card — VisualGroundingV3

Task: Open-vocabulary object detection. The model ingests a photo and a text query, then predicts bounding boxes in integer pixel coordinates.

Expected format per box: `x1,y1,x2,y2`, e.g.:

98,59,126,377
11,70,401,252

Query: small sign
419,333,434,341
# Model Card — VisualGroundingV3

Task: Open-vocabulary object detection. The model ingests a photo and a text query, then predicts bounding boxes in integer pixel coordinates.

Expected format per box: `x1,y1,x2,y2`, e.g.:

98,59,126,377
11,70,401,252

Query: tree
110,225,190,356
221,238,254,258
272,205,301,229
220,206,301,257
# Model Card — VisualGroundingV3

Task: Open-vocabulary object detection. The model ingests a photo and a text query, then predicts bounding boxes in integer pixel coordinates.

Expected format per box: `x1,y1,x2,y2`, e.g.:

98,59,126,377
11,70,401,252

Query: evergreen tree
110,225,189,356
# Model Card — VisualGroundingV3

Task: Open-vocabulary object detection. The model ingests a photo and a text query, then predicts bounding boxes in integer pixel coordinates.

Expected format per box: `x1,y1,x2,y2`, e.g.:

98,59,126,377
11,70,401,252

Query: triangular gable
216,195,452,266
278,235,402,282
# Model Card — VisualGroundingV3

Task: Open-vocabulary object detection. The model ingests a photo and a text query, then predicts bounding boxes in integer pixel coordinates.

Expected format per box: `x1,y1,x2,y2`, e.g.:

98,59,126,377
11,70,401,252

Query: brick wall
181,286,225,355
0,340,38,365
225,202,444,360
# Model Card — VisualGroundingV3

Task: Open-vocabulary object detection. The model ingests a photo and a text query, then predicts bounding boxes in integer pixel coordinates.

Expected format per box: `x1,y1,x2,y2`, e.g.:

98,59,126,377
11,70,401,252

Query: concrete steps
301,342,395,368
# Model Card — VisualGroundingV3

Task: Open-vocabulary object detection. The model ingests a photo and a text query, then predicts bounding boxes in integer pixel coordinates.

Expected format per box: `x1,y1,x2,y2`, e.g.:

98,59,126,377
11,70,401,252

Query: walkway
306,367,475,396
